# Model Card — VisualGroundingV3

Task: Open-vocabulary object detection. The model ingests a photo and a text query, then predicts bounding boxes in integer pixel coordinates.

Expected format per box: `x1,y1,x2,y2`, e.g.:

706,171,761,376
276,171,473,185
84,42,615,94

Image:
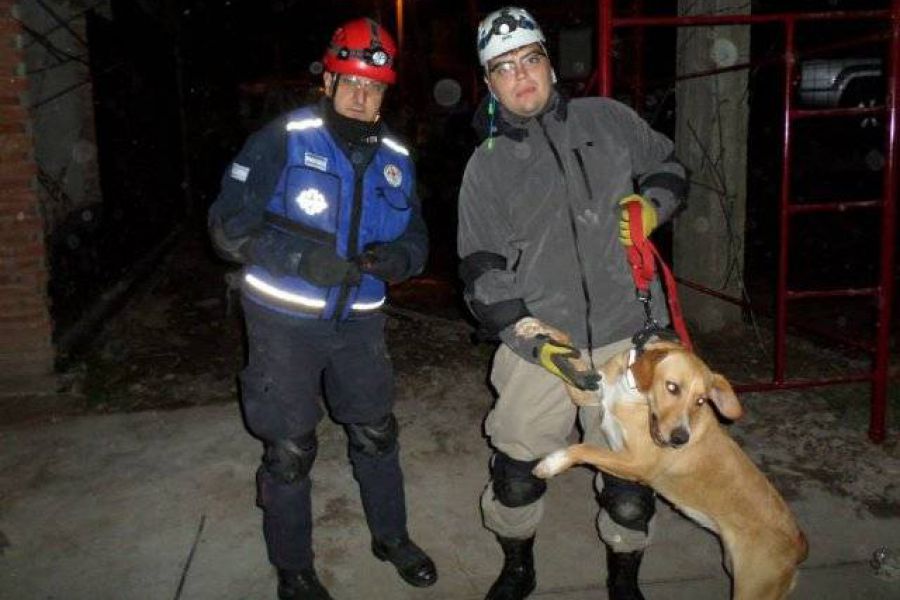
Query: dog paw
534,450,570,478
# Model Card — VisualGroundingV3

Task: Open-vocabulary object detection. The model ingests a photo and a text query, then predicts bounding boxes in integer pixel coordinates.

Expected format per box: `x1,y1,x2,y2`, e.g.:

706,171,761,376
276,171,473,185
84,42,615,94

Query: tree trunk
674,0,750,333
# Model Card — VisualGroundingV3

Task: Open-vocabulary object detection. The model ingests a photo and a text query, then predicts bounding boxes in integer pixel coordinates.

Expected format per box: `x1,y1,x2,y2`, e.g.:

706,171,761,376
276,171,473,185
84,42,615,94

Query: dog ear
709,372,743,421
631,348,668,392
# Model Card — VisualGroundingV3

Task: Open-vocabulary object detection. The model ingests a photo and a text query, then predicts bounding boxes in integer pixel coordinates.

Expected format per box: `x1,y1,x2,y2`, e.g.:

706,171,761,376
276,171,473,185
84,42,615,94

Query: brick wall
0,0,55,394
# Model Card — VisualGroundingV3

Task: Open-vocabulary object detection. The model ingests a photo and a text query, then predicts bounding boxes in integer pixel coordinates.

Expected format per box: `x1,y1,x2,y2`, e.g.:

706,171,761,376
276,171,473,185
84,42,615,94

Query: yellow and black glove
534,335,600,390
618,194,658,247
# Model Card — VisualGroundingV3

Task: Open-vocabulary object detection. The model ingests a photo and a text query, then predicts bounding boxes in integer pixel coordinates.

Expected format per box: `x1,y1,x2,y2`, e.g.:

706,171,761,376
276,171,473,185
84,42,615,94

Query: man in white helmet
458,7,688,600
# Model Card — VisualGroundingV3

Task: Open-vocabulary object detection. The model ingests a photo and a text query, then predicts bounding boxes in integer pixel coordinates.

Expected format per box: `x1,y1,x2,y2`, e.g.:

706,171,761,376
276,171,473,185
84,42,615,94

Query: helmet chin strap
328,73,340,97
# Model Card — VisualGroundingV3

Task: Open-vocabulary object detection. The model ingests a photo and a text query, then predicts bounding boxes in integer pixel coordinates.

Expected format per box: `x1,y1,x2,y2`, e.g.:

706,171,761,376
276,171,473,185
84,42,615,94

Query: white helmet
477,7,545,67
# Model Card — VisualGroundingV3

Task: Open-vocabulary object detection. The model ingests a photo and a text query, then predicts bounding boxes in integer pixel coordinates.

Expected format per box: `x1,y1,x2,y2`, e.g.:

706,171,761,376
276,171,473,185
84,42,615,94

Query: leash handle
625,201,655,294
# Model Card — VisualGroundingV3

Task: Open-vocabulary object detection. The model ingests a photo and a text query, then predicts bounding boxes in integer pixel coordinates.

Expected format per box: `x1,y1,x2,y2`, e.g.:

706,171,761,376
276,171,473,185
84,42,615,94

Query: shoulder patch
230,162,250,182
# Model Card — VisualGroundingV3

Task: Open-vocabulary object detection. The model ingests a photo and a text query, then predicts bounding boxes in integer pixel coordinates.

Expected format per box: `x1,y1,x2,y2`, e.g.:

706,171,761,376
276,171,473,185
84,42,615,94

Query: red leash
625,201,693,351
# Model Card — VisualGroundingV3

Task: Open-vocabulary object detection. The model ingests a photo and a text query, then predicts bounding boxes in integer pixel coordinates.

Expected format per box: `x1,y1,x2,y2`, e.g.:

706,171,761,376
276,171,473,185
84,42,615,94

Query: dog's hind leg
732,556,799,600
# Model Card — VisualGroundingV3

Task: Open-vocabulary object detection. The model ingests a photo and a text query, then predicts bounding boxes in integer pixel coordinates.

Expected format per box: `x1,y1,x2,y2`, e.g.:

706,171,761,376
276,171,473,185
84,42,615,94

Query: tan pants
480,337,653,552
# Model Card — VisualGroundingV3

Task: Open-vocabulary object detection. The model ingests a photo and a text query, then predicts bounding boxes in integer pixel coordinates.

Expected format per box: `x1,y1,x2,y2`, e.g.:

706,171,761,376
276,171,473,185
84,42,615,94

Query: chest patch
296,188,328,216
303,151,328,172
383,164,403,188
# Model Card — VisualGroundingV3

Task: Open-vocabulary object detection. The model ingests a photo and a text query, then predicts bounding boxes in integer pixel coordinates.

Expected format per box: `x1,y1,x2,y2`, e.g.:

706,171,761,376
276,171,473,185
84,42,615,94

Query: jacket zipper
538,119,595,362
572,148,594,200
332,169,364,321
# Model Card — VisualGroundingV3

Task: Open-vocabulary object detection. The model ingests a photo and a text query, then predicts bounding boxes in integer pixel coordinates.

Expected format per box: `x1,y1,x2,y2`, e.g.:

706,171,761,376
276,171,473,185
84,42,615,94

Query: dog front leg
533,443,644,481
553,443,648,483
532,446,580,478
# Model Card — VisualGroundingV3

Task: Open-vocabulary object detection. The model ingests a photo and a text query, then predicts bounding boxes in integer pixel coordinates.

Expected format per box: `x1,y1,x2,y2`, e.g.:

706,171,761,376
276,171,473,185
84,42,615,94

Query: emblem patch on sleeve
230,162,250,182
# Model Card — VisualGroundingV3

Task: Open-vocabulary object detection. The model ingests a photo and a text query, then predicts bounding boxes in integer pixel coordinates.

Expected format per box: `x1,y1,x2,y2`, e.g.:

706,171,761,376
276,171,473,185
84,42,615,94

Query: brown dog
532,337,808,600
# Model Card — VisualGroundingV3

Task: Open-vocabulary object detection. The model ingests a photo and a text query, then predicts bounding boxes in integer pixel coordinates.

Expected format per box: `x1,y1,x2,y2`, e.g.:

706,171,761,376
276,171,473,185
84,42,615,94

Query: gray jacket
457,93,687,350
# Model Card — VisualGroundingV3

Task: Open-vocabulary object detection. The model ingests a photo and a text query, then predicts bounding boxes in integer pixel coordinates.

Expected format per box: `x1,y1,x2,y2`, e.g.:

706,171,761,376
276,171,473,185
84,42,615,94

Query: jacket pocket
361,186,411,245
280,166,342,234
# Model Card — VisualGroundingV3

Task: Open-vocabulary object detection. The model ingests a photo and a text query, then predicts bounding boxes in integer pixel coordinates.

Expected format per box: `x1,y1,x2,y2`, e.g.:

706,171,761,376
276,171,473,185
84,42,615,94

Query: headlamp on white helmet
477,7,545,67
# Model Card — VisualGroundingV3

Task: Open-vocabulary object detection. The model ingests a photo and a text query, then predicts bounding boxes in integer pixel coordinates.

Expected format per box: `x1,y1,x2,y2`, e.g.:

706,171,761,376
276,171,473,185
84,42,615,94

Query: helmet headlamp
334,45,392,68
476,7,545,67
478,11,537,51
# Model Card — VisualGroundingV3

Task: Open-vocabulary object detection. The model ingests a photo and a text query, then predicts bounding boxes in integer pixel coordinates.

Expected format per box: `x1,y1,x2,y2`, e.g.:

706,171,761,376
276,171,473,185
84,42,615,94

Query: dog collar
623,347,639,393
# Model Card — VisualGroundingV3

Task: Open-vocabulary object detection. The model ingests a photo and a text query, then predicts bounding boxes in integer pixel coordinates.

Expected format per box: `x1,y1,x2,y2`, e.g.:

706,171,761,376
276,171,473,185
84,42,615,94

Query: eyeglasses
339,75,388,94
488,51,547,81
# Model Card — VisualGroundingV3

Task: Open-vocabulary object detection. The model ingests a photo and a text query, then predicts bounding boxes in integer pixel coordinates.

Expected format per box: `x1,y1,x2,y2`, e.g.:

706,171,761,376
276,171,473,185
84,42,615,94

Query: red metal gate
596,1,898,442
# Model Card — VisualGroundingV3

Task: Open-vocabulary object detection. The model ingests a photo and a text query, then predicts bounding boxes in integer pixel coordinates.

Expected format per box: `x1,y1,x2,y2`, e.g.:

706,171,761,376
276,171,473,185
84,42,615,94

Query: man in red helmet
208,17,436,600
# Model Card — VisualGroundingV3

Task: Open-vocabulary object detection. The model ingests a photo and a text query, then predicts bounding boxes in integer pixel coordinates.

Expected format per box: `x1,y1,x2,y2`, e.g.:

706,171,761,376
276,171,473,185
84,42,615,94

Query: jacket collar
319,97,383,147
497,89,568,140
471,89,568,143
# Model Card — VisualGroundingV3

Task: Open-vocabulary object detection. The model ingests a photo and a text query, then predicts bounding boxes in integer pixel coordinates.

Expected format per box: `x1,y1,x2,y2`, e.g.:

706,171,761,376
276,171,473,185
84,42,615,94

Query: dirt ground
8,234,483,423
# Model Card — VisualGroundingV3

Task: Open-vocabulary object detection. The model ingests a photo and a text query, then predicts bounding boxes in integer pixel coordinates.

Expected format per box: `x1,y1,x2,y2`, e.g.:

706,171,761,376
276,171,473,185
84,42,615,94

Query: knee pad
346,414,398,457
262,431,318,484
491,451,547,508
600,473,656,532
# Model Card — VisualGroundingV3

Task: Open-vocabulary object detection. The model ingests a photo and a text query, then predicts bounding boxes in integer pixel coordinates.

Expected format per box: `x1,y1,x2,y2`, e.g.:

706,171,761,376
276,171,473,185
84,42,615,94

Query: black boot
277,568,333,600
372,535,438,587
485,535,536,600
607,550,646,600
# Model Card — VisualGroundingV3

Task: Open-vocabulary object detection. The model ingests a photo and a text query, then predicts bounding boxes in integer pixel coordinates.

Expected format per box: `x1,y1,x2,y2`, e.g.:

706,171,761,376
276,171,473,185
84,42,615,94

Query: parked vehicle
797,57,884,115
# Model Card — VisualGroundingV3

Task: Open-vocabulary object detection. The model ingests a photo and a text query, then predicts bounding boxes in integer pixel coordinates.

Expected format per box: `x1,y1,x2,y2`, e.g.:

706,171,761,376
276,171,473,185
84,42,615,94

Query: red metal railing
597,1,898,442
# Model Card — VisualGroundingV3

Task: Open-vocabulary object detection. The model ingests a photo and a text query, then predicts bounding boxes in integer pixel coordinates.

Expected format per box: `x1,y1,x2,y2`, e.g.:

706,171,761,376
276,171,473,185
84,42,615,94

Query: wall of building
18,0,105,233
1,0,110,395
0,0,55,393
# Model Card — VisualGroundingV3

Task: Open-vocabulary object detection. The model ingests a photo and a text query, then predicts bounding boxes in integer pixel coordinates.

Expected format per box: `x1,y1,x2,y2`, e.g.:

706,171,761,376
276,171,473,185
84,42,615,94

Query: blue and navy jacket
209,104,427,320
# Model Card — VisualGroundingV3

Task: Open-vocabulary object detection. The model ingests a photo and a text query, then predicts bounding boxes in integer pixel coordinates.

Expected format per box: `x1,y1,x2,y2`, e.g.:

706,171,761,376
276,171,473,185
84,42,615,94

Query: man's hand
298,245,361,287
533,335,600,390
357,243,410,283
618,194,658,247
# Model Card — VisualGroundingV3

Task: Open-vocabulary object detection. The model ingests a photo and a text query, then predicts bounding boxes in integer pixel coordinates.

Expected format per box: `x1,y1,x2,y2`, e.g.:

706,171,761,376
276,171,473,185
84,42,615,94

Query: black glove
533,335,601,391
356,243,410,283
298,245,361,287
469,298,531,341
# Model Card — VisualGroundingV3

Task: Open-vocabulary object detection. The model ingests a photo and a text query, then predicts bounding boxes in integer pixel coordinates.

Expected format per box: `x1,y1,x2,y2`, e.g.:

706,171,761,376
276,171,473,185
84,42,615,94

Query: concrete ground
1,235,898,598
2,331,899,599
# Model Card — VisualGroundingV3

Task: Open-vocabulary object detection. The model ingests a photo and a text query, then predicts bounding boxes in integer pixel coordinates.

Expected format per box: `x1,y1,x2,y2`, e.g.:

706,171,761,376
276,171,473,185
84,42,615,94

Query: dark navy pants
240,298,407,571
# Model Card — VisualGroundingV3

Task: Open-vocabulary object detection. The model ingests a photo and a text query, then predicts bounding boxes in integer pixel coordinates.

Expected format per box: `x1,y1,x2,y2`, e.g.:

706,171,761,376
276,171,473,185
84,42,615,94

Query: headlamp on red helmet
323,18,398,85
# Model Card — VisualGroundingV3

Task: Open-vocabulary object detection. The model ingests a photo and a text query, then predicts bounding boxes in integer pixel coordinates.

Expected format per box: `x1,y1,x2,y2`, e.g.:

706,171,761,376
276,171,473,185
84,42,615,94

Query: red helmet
322,18,398,85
